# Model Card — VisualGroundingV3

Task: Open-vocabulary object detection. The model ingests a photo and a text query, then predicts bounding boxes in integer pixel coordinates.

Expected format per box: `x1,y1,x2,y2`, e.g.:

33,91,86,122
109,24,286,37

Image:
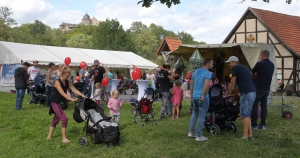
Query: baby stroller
27,75,46,105
73,98,120,147
118,81,137,95
204,84,239,136
130,88,157,126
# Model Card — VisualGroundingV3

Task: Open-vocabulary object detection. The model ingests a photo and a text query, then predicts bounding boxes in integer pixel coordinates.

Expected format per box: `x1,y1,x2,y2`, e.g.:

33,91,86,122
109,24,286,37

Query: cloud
1,0,300,44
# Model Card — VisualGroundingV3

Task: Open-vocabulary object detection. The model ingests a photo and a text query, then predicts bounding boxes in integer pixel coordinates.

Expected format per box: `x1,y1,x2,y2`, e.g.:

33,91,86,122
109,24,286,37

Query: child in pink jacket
107,90,124,124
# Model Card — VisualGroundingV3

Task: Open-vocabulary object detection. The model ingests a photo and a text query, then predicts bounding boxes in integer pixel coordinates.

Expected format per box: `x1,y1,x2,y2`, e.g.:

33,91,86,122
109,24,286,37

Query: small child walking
107,90,124,124
92,83,102,106
171,80,183,119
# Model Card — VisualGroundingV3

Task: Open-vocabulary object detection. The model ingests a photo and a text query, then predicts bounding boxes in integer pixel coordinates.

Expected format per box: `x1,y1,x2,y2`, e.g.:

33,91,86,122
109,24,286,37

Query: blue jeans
189,100,193,113
167,93,173,114
189,98,209,137
46,86,54,107
251,90,269,126
84,78,90,95
240,92,256,118
15,89,26,110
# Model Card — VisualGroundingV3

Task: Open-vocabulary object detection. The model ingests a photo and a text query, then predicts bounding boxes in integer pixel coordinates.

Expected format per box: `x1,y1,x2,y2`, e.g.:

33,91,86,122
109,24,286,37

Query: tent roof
0,41,62,65
107,51,159,69
0,41,158,69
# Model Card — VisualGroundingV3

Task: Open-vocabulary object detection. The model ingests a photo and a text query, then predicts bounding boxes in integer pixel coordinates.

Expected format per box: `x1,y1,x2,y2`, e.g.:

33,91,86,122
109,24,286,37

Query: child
171,80,183,118
92,83,102,106
107,90,124,124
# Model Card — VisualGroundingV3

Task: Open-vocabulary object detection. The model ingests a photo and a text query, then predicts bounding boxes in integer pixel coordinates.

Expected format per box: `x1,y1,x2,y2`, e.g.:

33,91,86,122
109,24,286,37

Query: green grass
1,92,300,158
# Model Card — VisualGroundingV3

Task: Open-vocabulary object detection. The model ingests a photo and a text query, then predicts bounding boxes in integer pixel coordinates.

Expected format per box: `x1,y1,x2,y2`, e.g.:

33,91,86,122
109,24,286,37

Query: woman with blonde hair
47,66,86,143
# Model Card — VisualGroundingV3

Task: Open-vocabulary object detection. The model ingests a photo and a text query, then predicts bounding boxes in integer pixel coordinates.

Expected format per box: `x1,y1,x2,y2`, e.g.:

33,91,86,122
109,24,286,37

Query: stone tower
82,13,91,25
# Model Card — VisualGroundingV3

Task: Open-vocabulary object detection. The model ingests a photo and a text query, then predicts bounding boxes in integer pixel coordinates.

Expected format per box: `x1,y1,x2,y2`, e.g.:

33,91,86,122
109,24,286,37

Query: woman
55,63,63,79
47,67,86,143
46,62,57,108
158,64,181,119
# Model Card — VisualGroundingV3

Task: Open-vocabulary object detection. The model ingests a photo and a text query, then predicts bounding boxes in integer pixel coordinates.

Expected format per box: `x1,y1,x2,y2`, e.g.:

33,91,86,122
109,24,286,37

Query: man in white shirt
27,60,41,103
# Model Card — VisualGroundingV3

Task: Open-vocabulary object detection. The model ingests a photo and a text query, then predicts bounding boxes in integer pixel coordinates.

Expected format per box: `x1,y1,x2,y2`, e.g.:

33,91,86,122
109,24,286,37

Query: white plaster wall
236,34,245,43
246,19,256,32
276,58,282,68
275,44,292,56
269,33,279,43
257,32,267,43
284,57,293,69
228,35,235,43
236,21,245,32
284,69,293,80
257,20,267,31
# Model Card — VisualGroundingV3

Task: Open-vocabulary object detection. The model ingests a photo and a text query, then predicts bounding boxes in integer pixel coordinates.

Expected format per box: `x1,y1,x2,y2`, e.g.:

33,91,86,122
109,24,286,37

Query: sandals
62,139,72,144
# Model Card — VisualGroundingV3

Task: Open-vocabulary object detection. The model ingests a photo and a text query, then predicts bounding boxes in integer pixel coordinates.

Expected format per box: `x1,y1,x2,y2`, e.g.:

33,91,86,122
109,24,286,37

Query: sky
1,0,300,44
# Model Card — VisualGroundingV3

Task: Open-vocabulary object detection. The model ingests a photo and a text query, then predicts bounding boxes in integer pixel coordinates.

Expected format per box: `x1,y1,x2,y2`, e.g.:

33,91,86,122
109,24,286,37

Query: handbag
59,101,68,110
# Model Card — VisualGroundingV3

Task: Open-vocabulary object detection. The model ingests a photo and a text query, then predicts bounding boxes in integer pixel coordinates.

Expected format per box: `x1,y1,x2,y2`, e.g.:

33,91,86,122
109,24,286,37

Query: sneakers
188,132,195,138
252,125,258,129
258,125,266,130
195,136,208,141
242,136,254,141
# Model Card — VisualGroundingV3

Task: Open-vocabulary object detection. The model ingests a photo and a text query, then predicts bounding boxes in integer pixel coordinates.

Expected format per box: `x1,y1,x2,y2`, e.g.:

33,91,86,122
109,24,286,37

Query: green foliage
0,6,17,26
66,33,93,49
177,31,204,45
1,92,300,157
138,0,181,8
92,19,135,52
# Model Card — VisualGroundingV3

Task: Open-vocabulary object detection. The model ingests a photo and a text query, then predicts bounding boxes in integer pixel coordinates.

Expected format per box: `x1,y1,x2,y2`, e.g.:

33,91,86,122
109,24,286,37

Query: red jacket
186,72,192,82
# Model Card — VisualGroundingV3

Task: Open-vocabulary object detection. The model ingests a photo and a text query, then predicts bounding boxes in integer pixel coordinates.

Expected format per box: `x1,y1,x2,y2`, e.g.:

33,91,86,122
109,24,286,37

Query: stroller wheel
210,124,220,136
27,99,31,104
153,122,157,125
226,122,237,133
37,101,41,105
283,111,292,119
78,137,88,146
140,123,145,126
204,121,211,132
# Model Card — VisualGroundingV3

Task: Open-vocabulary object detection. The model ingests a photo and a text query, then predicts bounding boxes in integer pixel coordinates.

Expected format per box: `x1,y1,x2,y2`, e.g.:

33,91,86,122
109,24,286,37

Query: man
186,71,193,113
87,65,95,98
226,56,256,141
79,65,87,94
251,50,275,130
14,62,30,110
188,58,213,141
27,60,41,103
88,60,108,100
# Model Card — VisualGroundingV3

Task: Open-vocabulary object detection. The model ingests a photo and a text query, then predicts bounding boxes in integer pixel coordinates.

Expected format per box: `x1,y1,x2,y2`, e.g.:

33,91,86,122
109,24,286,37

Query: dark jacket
14,67,29,89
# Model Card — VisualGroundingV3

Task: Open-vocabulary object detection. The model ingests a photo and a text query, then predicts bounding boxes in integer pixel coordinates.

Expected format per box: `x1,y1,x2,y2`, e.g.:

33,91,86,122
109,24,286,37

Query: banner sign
1,64,20,86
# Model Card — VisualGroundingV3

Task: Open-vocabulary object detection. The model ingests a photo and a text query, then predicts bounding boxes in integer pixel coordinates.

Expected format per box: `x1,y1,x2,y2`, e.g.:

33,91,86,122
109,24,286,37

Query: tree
133,29,158,60
66,33,93,49
29,20,47,35
92,18,135,52
177,31,205,45
0,6,17,26
128,21,148,36
240,0,293,4
138,0,180,8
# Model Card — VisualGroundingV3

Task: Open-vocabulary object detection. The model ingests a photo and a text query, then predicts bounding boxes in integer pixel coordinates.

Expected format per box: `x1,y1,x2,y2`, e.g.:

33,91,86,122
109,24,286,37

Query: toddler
92,83,102,106
107,90,124,124
171,80,183,118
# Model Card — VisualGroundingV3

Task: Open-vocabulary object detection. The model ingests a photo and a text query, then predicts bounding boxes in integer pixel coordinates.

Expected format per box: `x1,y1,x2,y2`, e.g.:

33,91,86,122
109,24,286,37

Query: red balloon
102,78,109,86
132,67,142,81
80,61,86,69
75,76,80,81
64,57,71,66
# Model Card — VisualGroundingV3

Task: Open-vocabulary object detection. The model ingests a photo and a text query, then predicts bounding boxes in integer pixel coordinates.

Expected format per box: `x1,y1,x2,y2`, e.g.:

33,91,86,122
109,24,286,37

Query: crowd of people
13,49,274,143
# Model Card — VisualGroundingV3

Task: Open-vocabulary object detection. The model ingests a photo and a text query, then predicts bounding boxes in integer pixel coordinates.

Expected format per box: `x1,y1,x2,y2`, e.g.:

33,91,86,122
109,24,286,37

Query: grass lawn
0,92,300,158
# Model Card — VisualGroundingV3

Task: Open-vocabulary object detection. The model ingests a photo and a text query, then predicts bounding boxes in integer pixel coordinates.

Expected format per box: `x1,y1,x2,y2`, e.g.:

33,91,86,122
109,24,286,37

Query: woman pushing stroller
47,67,86,144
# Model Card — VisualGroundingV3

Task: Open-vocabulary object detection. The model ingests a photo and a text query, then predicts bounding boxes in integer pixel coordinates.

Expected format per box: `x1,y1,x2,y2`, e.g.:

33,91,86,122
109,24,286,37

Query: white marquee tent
0,41,158,92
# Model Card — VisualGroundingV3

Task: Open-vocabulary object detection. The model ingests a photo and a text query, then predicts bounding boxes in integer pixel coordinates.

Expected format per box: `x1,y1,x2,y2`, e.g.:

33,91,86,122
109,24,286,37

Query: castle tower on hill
59,13,100,31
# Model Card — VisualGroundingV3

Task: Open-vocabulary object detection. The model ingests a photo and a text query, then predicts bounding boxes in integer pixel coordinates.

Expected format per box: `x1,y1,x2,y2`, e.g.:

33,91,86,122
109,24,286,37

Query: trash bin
285,84,294,95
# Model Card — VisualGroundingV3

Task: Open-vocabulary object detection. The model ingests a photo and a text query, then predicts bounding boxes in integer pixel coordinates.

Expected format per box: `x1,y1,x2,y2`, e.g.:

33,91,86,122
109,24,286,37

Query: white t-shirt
27,66,40,80
93,88,101,100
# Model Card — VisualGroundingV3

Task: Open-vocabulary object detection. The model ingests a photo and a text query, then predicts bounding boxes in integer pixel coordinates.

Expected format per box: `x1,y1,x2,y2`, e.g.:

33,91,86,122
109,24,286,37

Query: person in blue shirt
227,56,256,141
251,50,274,130
188,58,213,141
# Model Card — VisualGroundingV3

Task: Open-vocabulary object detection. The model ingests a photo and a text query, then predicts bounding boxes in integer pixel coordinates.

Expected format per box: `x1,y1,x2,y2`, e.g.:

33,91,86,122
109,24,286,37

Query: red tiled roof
251,8,300,56
156,37,182,55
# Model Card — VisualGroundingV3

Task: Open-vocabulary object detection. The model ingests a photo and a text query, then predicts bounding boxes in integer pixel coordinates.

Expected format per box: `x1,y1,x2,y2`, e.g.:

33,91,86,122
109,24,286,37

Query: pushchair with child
73,98,120,147
130,88,157,126
27,75,47,105
204,84,239,136
118,80,137,95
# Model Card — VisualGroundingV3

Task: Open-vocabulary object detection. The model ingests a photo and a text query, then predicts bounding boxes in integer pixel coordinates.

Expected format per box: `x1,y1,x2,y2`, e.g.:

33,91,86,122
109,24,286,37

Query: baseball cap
225,56,239,63
94,59,99,63
33,60,39,63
